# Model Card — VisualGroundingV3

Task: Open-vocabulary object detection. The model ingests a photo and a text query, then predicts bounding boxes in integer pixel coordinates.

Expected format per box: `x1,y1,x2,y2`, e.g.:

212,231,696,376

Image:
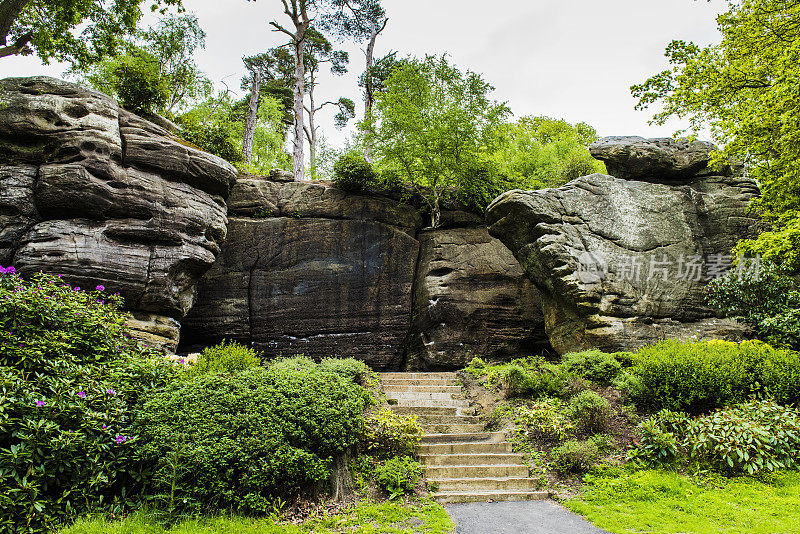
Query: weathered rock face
487,136,760,354
589,136,720,180
182,177,548,369
0,76,237,352
406,226,549,369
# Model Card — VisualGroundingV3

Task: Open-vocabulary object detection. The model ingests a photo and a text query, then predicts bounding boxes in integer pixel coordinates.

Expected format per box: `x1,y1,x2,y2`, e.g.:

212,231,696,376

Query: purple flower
115,435,128,444
96,285,105,291
6,267,15,274
77,391,86,399
73,287,80,291
102,424,108,429
179,358,186,365
35,400,46,407
106,389,116,395
0,267,6,274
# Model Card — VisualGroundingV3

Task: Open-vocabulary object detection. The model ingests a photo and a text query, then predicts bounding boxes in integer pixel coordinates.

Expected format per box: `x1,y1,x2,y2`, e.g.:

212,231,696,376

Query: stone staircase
380,372,548,504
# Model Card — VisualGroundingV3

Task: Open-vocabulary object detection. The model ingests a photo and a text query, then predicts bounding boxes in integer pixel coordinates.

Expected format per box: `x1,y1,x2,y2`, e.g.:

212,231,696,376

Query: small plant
365,408,424,458
561,350,623,385
567,390,613,434
253,207,274,218
187,340,261,377
319,357,375,386
333,152,377,193
464,357,487,378
513,398,574,441
502,364,563,399
374,456,422,499
550,439,600,475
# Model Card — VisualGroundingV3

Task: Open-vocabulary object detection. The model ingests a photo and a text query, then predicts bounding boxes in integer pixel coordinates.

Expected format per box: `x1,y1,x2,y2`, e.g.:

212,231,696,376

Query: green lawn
567,468,800,534
60,500,454,534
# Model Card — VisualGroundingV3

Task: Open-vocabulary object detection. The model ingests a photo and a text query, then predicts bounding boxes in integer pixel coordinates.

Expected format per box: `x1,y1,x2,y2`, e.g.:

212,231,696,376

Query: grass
60,499,454,534
566,468,800,534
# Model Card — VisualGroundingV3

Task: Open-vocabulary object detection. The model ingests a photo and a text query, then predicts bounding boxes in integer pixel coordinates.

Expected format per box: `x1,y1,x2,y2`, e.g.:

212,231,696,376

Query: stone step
385,391,466,401
381,378,460,387
379,372,458,380
414,414,481,425
418,442,513,455
433,491,549,504
391,405,477,417
419,423,485,434
382,384,463,393
389,399,471,408
421,431,506,444
424,464,529,479
432,476,540,492
420,453,524,467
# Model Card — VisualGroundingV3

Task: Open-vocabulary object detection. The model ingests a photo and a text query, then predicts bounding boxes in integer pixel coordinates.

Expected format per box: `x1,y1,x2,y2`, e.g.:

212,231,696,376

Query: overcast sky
1,0,727,148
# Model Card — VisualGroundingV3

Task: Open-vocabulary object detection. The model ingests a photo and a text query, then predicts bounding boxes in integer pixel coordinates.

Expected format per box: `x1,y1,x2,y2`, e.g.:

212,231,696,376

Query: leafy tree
365,54,511,227
489,116,605,190
250,0,385,181
86,47,170,116
632,0,800,274
0,0,182,68
139,12,210,114
176,91,243,163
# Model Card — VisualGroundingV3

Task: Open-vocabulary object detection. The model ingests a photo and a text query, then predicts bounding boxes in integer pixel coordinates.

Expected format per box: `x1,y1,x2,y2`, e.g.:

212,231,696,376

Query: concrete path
446,500,611,534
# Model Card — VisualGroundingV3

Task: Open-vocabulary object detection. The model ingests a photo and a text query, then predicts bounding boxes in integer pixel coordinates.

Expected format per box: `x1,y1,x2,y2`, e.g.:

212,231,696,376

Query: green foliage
186,340,261,378
708,260,800,350
513,398,574,441
332,152,378,192
501,364,564,400
634,401,800,476
0,0,182,69
549,439,601,475
364,54,511,227
318,357,375,386
0,271,177,533
463,357,487,378
487,115,605,190
566,391,612,434
365,408,423,458
134,364,370,516
87,47,170,115
175,92,243,164
373,456,422,498
630,339,800,413
561,350,623,385
568,468,800,534
632,0,800,272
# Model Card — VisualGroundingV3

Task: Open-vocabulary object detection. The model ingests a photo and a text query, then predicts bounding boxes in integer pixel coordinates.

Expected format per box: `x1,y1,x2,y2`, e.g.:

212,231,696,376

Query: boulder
406,227,549,369
589,136,720,180
0,76,236,352
487,137,761,354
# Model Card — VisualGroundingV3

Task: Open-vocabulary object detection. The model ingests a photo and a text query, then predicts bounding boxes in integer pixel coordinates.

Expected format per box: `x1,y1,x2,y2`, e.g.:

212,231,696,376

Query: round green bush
186,339,261,378
133,365,371,515
0,271,177,533
561,350,623,385
567,390,613,434
332,152,377,193
374,456,422,497
549,439,600,475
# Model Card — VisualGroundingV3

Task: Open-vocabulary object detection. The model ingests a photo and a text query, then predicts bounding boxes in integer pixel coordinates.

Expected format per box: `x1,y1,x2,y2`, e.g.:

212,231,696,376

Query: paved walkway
446,500,611,534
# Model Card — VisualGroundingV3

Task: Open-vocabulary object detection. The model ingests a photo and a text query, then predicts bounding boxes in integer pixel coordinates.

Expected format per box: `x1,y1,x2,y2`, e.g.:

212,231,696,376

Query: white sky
0,0,728,148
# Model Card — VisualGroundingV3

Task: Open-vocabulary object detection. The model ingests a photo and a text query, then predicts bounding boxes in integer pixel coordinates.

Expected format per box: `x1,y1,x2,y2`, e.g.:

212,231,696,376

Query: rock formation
487,136,760,354
0,76,237,352
181,177,548,369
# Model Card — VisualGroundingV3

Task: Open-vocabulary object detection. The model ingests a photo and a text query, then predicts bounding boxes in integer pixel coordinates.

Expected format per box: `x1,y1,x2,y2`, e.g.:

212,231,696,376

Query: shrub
365,408,423,458
634,401,800,476
567,391,613,434
187,340,261,377
630,339,800,413
333,152,377,193
514,398,574,441
0,271,177,533
502,364,563,399
708,259,800,350
550,439,600,475
374,456,422,498
463,357,487,378
561,350,622,385
319,357,375,386
133,365,370,516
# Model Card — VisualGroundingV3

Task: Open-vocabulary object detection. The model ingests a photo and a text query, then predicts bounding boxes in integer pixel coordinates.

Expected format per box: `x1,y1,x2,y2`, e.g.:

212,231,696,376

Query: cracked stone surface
487,138,761,354
0,76,237,352
182,176,548,369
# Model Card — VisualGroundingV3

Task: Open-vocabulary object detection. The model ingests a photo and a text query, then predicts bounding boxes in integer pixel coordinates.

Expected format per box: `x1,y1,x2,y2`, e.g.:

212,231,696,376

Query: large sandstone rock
0,76,236,352
589,136,719,180
184,176,549,369
406,226,548,369
487,137,760,354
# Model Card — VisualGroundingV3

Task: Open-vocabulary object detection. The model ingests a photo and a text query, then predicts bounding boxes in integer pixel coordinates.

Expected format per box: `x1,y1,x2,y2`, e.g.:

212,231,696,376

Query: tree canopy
0,0,183,68
632,0,800,273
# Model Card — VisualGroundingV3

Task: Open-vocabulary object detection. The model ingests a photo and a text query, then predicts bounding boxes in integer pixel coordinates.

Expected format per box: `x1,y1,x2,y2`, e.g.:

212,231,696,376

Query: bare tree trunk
0,0,30,46
362,19,387,163
330,451,355,502
292,38,307,181
242,69,262,166
307,69,317,177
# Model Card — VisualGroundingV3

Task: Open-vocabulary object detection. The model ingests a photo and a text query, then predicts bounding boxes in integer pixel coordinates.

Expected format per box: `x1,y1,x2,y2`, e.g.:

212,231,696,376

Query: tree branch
0,0,30,45
0,30,30,59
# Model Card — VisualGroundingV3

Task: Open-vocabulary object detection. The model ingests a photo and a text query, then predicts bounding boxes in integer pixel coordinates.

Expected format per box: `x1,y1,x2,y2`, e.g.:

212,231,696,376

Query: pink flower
77,391,86,399
96,285,105,291
115,435,128,444
74,287,80,291
35,400,46,407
